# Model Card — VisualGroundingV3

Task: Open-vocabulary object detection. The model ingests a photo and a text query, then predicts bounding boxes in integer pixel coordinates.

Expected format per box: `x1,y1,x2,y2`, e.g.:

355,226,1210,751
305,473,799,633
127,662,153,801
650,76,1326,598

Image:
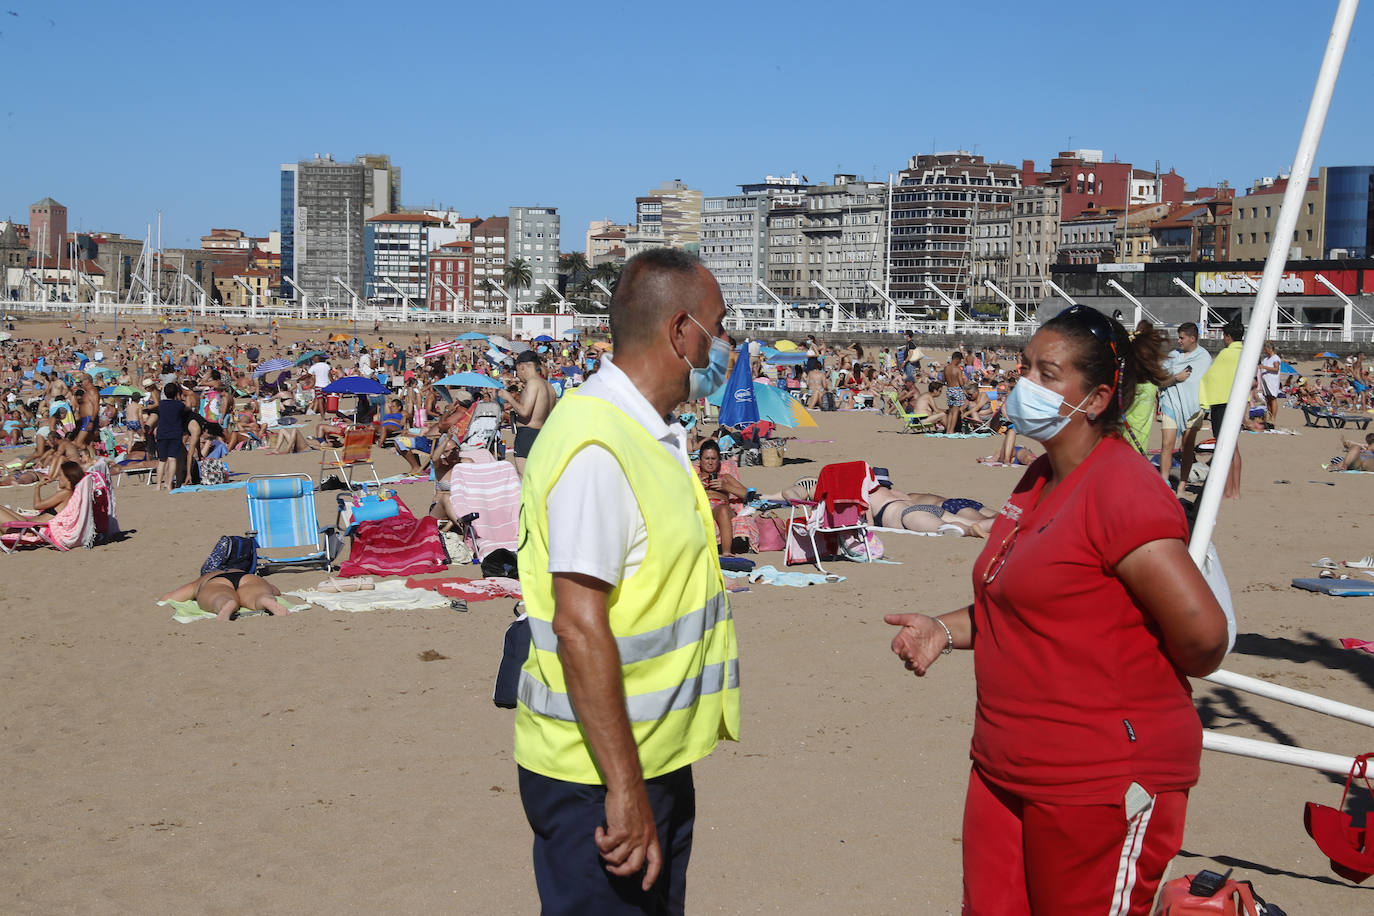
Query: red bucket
324,395,340,413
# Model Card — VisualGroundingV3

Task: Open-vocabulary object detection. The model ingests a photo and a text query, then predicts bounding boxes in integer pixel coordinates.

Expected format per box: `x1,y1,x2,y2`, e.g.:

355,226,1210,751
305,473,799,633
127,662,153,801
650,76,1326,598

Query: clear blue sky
3,0,1370,248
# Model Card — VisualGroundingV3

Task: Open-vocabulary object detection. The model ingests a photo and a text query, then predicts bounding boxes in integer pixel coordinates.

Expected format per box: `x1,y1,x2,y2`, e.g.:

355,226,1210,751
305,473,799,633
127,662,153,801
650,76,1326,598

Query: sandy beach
4,319,1374,914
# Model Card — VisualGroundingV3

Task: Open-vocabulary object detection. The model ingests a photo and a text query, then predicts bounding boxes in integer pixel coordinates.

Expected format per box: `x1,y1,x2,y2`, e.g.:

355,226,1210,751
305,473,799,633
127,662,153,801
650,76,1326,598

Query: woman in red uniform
886,305,1228,915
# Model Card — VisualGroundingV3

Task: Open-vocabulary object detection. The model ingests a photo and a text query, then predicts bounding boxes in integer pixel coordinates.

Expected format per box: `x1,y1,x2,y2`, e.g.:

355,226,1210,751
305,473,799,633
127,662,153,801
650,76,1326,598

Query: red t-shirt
969,435,1198,804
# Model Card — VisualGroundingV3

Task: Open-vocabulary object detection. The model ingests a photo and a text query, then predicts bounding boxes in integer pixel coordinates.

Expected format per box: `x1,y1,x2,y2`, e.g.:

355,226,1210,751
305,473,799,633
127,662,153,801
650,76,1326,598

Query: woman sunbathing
161,570,291,621
867,483,994,537
0,460,83,522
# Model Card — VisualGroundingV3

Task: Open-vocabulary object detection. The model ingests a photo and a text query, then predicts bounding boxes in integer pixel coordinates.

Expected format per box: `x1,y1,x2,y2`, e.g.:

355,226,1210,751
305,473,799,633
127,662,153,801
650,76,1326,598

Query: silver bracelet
933,616,954,655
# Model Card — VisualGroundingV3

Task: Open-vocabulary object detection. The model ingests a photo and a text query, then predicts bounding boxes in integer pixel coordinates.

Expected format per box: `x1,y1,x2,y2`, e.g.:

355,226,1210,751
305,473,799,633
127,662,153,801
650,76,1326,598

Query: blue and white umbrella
253,357,293,377
436,372,505,389
323,376,389,396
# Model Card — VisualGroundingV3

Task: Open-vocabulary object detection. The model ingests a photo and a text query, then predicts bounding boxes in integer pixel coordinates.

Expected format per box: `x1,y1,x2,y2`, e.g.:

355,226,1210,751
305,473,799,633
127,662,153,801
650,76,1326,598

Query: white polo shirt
545,354,691,587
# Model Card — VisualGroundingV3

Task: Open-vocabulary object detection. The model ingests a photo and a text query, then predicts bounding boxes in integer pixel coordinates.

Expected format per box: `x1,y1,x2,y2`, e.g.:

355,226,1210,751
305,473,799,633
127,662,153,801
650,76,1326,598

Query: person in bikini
0,460,84,522
867,481,993,537
160,569,291,621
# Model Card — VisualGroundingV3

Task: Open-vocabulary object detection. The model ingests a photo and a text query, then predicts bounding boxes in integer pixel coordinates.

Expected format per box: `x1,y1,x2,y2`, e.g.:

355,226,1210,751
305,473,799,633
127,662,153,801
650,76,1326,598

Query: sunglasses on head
1056,304,1124,393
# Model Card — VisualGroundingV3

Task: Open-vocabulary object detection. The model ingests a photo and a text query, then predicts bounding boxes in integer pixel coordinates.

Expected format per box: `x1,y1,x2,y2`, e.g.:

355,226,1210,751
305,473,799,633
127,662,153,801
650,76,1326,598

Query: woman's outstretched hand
884,614,947,677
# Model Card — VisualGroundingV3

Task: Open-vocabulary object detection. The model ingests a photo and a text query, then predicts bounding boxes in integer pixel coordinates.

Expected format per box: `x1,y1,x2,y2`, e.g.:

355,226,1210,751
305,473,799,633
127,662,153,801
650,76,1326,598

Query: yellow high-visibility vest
514,393,741,784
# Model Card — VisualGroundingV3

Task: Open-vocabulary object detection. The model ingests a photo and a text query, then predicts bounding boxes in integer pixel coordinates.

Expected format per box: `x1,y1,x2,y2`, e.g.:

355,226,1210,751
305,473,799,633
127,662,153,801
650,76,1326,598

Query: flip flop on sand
1346,556,1374,569
1313,557,1339,569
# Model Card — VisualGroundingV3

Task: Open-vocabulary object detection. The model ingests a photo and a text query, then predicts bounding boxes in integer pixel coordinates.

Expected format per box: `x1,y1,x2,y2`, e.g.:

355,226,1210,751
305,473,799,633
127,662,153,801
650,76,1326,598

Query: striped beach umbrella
423,341,456,359
253,357,293,377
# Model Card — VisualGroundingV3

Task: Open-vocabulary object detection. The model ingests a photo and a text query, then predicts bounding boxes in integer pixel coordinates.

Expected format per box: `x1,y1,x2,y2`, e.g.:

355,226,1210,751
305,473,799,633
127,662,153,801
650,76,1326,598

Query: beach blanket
338,501,446,578
290,579,454,612
162,596,309,623
405,575,522,601
447,461,520,560
171,480,251,494
723,564,844,587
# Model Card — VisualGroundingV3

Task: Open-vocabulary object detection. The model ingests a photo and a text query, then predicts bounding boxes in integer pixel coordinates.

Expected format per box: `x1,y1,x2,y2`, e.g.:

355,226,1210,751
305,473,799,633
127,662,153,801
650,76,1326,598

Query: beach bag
200,535,258,575
481,547,519,579
200,458,229,486
740,447,762,467
756,515,787,552
820,392,838,412
493,609,530,709
1153,871,1284,915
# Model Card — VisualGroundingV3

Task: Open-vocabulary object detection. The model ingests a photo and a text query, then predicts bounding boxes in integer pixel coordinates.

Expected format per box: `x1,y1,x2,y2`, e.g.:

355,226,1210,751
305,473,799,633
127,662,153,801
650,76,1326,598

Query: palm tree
535,287,560,312
503,257,533,310
557,252,590,297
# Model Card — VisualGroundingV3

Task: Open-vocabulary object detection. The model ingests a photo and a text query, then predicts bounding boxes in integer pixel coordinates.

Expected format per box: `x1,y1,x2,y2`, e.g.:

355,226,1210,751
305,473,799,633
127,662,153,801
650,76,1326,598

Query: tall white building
700,174,808,312
508,206,559,309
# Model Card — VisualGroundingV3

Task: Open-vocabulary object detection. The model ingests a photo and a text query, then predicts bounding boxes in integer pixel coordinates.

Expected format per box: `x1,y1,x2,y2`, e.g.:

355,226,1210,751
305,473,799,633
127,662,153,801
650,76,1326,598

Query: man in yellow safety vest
514,248,741,914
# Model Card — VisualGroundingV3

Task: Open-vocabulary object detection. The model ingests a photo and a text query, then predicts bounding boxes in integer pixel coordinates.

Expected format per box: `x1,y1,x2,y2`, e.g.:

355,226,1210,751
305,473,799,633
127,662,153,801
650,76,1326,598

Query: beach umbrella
294,349,326,366
558,366,583,377
716,348,760,428
323,376,388,396
561,328,581,339
192,344,216,356
435,371,505,389
423,341,456,359
766,352,809,366
156,328,175,335
0,332,11,342
534,334,555,342
85,366,117,378
506,340,531,354
100,384,139,396
773,339,799,351
176,327,195,333
329,333,350,342
252,357,294,377
486,334,513,350
1279,361,1300,375
1316,351,1339,358
707,381,816,428
456,331,488,341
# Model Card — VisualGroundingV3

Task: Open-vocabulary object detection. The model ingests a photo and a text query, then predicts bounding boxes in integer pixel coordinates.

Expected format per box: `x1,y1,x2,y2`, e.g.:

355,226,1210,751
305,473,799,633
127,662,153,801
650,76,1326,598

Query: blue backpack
201,535,258,575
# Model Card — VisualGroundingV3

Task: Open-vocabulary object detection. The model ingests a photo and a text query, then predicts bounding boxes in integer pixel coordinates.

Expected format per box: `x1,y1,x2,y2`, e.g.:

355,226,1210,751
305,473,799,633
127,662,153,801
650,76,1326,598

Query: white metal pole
433,277,462,320
865,280,899,333
382,276,413,321
756,279,785,329
924,278,960,334
1203,732,1358,776
334,276,362,323
541,278,569,315
884,172,893,299
811,280,843,332
984,280,1018,335
1106,277,1147,328
1315,273,1355,340
1204,667,1374,728
1189,0,1359,567
1171,277,1212,336
1043,278,1078,307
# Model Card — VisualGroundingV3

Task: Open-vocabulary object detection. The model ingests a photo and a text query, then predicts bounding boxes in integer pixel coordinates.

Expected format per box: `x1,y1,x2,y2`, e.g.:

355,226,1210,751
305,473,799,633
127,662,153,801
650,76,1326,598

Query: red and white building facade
428,240,474,313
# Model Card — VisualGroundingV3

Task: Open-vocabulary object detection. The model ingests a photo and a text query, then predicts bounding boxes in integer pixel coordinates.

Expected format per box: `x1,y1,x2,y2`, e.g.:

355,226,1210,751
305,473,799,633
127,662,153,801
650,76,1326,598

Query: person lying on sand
1330,432,1374,471
160,570,290,622
867,482,994,537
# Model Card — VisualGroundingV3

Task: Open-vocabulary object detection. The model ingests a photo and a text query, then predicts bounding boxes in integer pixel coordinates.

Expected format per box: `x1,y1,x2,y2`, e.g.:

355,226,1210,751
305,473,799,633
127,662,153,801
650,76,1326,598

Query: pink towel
447,462,520,560
1341,638,1374,654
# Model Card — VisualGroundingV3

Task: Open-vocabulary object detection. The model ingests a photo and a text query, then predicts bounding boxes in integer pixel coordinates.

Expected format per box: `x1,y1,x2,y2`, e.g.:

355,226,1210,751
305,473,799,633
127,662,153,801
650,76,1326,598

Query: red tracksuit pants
961,766,1189,915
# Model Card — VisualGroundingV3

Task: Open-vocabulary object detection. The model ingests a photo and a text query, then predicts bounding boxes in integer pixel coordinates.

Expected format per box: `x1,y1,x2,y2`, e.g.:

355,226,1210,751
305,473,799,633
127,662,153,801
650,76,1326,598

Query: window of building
1264,232,1271,243
1265,207,1272,218
1306,229,1314,241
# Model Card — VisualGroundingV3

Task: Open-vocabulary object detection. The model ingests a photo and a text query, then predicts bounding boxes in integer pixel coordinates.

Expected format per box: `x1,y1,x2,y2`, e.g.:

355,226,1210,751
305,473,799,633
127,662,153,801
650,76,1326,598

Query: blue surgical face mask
1003,376,1093,443
684,315,730,400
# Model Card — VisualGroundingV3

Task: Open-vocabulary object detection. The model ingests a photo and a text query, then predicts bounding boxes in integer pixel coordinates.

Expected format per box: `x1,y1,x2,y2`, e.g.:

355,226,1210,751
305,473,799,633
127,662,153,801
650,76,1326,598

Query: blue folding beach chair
245,474,334,574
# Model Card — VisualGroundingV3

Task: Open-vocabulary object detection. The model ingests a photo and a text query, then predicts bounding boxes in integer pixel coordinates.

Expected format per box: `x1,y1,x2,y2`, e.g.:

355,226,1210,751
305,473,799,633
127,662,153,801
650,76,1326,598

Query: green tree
557,252,590,297
534,287,560,312
503,257,533,310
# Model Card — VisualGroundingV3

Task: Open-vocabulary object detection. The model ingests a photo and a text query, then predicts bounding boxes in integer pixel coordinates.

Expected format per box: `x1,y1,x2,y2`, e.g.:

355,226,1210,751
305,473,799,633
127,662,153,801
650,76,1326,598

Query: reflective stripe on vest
519,657,741,724
526,592,728,665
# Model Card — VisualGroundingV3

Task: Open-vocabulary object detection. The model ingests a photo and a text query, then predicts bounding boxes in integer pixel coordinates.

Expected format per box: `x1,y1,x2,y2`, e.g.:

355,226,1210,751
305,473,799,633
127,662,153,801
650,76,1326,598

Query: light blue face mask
1003,376,1093,443
684,315,730,400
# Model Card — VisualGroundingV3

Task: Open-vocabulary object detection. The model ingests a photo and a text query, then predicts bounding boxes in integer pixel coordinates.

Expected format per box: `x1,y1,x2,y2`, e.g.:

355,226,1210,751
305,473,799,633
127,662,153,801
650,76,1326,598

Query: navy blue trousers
518,765,695,915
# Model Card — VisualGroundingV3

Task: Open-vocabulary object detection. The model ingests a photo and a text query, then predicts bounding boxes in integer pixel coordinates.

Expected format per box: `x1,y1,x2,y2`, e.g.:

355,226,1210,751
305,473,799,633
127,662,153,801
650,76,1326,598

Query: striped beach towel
447,461,520,560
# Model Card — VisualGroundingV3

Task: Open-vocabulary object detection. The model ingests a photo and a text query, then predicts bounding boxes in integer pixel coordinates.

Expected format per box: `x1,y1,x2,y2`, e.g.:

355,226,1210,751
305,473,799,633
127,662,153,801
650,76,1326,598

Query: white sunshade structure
1192,0,1368,776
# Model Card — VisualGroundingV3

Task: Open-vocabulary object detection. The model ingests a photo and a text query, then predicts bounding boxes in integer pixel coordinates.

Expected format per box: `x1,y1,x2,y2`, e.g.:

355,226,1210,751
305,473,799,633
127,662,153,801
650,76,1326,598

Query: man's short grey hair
609,248,704,350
